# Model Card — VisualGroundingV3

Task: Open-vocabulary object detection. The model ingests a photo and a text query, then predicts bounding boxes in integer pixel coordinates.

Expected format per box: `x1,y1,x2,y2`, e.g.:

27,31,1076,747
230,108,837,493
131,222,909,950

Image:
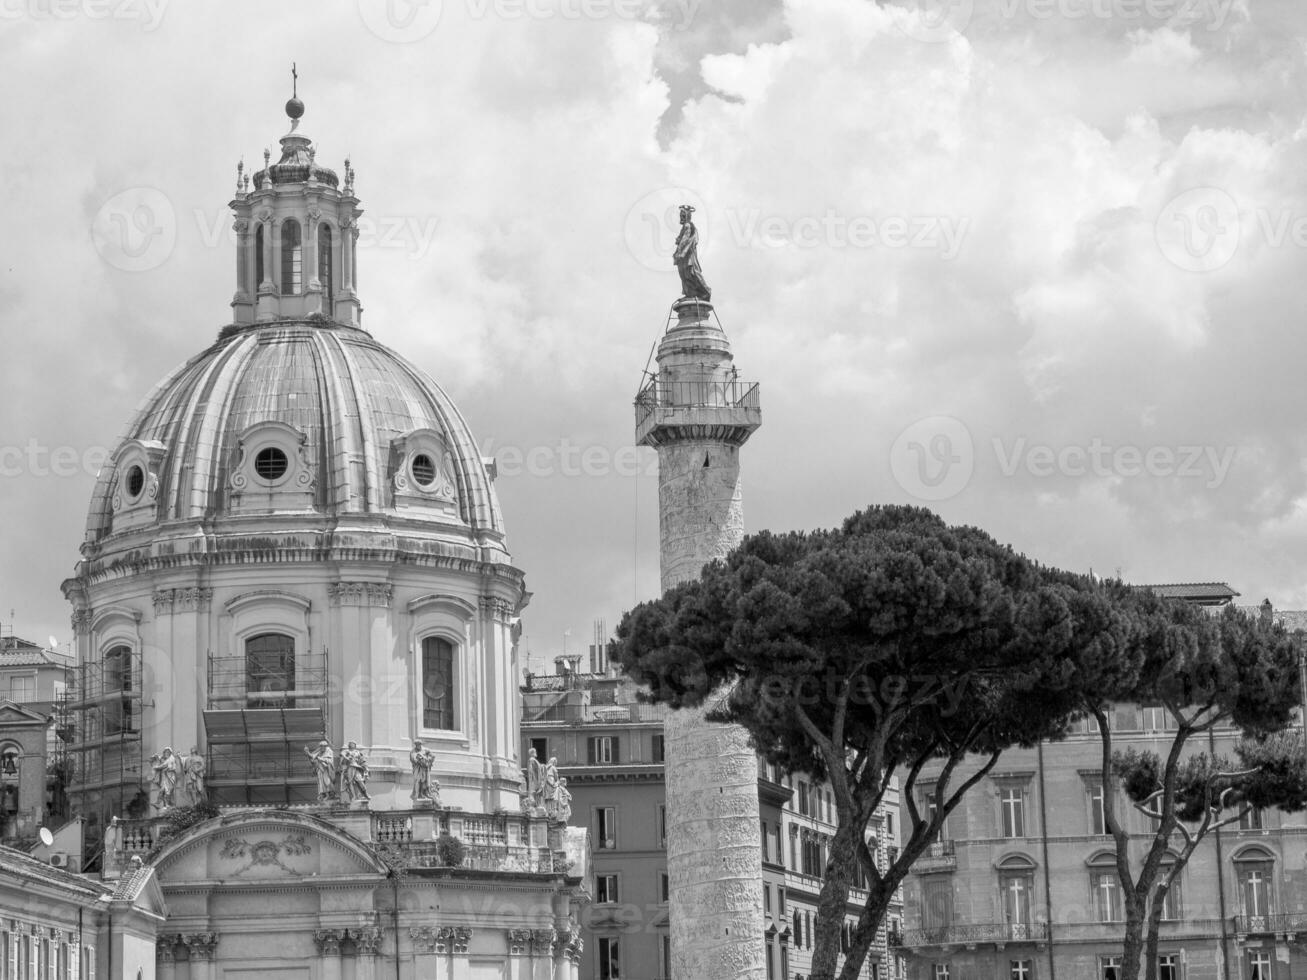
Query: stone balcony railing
1235,913,1307,937
105,806,588,881
911,839,955,872
891,922,1050,948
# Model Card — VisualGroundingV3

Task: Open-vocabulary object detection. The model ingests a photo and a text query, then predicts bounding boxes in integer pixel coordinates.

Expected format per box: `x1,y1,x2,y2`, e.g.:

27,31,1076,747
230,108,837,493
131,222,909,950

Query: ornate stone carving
350,927,384,955
153,588,213,615
531,929,556,956
155,935,183,963
70,608,91,634
409,926,439,954
452,927,472,954
433,927,471,954
218,834,311,875
232,218,249,234
563,928,583,963
328,583,393,607
182,934,219,960
312,929,345,956
480,596,516,621
507,929,532,956
152,590,174,615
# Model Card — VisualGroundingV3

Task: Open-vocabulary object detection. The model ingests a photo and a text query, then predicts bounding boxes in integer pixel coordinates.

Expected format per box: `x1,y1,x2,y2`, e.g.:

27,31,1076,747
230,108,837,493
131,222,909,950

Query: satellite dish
48,636,59,650
38,827,54,847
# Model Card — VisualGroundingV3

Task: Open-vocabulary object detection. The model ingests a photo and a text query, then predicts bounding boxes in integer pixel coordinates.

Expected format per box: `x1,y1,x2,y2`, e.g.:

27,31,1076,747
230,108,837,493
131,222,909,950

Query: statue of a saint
556,776,572,823
103,816,123,866
673,204,711,302
151,747,180,810
182,746,207,805
305,741,336,801
542,756,560,819
340,741,371,803
526,747,544,811
410,741,436,802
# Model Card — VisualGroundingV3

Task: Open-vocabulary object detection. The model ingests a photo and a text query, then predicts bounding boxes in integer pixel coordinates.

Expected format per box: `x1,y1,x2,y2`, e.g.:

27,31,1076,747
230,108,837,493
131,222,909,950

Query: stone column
350,927,383,980
155,936,180,980
409,928,441,980
313,929,344,980
232,217,253,321
182,934,218,980
506,930,532,980
529,929,555,980
636,299,765,980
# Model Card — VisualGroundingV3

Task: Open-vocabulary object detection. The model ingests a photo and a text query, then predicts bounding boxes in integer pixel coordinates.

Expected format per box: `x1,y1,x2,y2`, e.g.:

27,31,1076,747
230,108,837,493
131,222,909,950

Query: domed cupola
230,68,361,326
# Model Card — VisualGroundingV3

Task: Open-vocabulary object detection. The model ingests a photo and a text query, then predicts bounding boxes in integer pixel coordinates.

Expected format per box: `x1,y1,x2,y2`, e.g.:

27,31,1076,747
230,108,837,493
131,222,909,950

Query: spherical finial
286,97,305,120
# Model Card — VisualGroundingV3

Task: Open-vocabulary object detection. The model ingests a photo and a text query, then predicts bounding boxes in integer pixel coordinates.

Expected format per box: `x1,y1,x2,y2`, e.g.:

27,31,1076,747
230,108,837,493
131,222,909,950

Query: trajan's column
634,204,765,980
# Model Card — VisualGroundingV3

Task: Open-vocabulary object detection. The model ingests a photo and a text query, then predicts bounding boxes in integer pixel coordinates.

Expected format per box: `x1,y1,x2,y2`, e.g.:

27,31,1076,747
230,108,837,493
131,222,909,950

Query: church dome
82,318,507,564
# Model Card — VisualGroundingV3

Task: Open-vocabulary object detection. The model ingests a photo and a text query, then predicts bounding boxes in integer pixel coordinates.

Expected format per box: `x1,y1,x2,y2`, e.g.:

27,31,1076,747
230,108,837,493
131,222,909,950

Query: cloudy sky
2,0,1307,670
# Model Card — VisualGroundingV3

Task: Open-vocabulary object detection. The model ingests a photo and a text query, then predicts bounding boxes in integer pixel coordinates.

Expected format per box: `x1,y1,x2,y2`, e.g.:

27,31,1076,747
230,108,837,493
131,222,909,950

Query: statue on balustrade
182,746,207,805
525,747,544,812
340,741,371,804
305,741,337,801
542,757,560,818
103,815,123,865
555,777,572,823
150,746,180,810
410,740,439,805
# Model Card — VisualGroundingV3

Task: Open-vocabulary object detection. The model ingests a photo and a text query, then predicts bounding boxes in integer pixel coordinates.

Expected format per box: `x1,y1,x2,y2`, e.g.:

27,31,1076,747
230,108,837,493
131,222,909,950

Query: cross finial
292,63,298,98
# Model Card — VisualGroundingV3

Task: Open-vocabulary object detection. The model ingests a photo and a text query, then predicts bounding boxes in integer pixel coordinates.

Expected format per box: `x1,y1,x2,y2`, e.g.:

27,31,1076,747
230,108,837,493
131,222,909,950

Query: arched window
1234,846,1276,929
997,855,1036,936
318,224,334,307
1086,852,1121,922
254,222,265,285
281,219,302,295
421,636,456,730
246,633,295,708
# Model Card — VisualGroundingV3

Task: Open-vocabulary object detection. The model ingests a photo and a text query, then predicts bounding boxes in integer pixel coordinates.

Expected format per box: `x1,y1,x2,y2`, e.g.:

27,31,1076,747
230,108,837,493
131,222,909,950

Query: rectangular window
8,678,34,703
658,871,669,903
1140,705,1173,731
923,879,955,932
588,736,619,765
1239,864,1273,921
1000,873,1033,930
530,737,548,762
595,874,619,903
598,937,620,980
247,633,296,709
778,886,786,916
934,964,950,980
766,937,776,980
1088,783,1107,835
798,781,810,816
420,636,456,729
651,733,665,763
1101,955,1122,980
2,931,9,980
1240,807,1264,830
1249,952,1273,980
761,819,769,862
660,935,672,980
84,947,92,980
764,883,772,914
1158,954,1180,980
1160,876,1182,920
595,806,617,849
1093,872,1120,922
789,827,798,870
656,804,667,847
1000,786,1026,838
1011,961,1033,980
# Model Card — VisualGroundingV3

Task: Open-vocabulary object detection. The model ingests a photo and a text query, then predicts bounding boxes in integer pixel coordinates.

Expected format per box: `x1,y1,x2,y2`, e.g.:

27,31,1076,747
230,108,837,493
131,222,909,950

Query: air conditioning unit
49,853,69,868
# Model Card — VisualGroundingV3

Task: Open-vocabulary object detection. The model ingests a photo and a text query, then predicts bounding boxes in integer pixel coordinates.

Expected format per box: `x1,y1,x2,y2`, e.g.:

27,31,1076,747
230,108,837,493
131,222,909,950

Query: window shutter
587,738,596,765
612,738,620,764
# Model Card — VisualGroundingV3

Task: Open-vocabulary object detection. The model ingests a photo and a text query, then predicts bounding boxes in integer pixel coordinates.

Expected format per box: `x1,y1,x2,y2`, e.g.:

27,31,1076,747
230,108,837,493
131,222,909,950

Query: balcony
912,839,955,872
1235,913,1307,938
634,378,761,448
892,922,1049,949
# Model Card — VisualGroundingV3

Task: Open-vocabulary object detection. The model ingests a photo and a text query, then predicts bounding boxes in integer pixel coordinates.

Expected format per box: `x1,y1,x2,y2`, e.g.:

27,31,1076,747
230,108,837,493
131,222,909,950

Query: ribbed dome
83,319,504,551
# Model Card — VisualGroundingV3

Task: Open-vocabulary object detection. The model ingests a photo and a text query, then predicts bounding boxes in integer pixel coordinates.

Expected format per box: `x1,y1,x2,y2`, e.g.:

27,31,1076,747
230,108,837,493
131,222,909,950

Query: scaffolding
60,650,147,835
202,647,329,806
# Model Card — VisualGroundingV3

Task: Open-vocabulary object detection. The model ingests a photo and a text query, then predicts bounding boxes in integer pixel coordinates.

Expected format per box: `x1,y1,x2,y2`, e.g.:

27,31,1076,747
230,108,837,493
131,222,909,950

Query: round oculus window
412,453,437,488
254,446,290,482
125,465,145,499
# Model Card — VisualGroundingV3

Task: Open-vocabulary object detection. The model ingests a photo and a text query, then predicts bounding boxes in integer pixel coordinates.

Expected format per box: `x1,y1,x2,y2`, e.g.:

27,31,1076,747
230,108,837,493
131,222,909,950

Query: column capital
312,929,346,956
349,927,385,955
182,933,219,960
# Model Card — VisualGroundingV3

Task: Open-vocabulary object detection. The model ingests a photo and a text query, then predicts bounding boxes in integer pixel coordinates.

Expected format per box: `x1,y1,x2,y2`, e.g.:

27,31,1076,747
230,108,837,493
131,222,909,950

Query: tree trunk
837,880,897,980
808,818,861,980
1120,894,1147,980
